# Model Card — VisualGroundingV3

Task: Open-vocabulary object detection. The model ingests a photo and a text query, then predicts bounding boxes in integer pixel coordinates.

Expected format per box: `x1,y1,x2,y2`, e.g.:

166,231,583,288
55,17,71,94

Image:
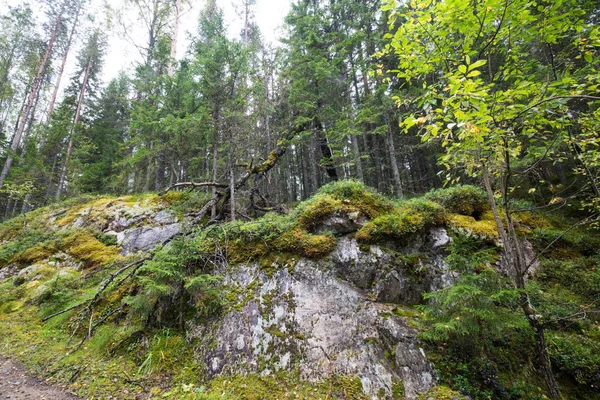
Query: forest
0,0,599,399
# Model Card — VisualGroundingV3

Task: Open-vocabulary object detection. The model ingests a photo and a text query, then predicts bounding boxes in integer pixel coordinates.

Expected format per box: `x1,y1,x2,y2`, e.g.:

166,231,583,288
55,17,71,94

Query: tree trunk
481,163,562,400
155,139,166,191
314,118,338,182
0,4,64,189
211,130,219,219
229,167,235,221
168,0,182,77
56,54,93,200
47,2,82,120
384,111,403,198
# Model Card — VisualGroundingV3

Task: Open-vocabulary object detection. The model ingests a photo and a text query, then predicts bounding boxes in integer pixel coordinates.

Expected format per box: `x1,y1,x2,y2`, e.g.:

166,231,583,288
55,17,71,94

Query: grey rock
315,210,368,234
117,223,181,254
429,227,452,249
188,233,454,399
154,210,177,225
0,264,20,281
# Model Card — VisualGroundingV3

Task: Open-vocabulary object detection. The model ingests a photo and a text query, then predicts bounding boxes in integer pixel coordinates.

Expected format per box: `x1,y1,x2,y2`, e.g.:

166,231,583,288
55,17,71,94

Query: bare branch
158,181,228,196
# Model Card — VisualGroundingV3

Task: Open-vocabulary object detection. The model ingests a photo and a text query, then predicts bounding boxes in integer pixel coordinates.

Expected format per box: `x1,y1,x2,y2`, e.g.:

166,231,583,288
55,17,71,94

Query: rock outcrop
191,231,455,399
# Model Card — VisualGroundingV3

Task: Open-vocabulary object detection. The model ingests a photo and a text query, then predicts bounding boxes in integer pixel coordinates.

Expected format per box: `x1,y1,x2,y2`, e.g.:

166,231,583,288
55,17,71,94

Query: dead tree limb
41,301,86,322
159,181,228,196
176,120,310,223
65,257,150,346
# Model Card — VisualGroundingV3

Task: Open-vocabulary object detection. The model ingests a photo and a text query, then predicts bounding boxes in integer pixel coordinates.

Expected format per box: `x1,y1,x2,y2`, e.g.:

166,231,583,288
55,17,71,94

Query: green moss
446,212,498,241
424,185,488,217
392,378,406,399
417,385,467,399
208,373,332,399
63,231,122,268
356,198,444,243
334,375,370,399
294,180,394,228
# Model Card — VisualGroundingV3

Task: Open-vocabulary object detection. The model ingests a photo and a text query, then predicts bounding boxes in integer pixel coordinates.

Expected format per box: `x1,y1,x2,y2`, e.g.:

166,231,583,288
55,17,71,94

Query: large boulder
190,231,455,399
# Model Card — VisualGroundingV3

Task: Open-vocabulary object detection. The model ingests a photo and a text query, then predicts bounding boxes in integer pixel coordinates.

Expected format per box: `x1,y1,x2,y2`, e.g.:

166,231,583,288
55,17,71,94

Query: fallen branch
159,181,228,196
165,120,310,223
41,301,86,322
65,257,150,346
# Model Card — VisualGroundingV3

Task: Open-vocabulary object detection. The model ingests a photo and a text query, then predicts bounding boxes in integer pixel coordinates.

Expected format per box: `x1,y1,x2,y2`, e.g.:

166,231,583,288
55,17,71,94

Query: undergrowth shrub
124,236,223,329
549,332,600,389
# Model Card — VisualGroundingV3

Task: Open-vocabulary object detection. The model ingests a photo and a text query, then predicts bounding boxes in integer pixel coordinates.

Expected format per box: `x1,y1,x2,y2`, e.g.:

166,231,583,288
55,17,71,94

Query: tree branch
159,181,228,196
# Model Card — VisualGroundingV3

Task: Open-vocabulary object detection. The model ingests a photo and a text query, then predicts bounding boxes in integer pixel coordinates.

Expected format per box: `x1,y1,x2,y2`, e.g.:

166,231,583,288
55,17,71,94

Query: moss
11,243,58,265
418,386,467,399
356,198,444,243
334,375,370,399
392,378,406,399
424,185,488,217
208,373,332,399
446,213,498,241
266,325,287,339
293,180,394,230
62,231,122,268
252,150,280,174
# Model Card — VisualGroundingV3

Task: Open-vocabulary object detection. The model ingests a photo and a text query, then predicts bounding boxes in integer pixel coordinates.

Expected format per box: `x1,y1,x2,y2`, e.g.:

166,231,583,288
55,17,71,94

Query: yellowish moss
301,232,337,258
297,196,343,229
446,213,498,241
513,211,555,235
273,228,337,259
208,373,332,399
63,231,122,267
157,191,185,205
227,240,270,264
11,243,58,265
418,386,467,399
356,199,444,243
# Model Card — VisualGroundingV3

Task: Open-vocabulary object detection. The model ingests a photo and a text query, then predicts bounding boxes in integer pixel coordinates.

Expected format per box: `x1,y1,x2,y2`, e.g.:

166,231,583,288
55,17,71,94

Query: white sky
2,0,293,83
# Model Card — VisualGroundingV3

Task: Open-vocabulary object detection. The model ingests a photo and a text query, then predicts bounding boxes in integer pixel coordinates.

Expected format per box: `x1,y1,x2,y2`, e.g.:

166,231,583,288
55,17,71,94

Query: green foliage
420,237,523,344
0,228,57,268
536,257,600,300
126,236,223,328
549,331,600,388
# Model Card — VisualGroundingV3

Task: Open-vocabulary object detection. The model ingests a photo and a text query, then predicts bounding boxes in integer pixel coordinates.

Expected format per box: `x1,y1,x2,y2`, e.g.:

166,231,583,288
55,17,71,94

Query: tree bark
56,54,93,201
314,118,338,182
481,163,562,400
47,2,82,120
384,111,403,198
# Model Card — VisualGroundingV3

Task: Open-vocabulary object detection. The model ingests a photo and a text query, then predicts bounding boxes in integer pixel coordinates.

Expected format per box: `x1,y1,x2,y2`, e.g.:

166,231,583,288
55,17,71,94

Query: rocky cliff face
0,186,478,399
185,225,460,399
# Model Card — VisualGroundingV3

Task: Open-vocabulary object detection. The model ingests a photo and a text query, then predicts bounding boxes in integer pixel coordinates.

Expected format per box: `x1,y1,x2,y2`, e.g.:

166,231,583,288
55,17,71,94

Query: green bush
550,332,600,388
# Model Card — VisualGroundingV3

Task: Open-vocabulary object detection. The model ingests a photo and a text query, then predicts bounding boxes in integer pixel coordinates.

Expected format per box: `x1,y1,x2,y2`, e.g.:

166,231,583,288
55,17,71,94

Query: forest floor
0,356,79,400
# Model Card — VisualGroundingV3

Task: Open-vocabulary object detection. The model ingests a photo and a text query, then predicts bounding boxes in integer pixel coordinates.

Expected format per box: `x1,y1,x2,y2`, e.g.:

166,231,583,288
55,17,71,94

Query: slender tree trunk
309,132,319,194
301,144,310,199
47,2,82,120
56,55,93,200
229,167,235,221
155,140,166,191
211,127,220,219
168,0,182,77
481,163,561,400
314,118,338,182
384,111,403,198
0,5,64,189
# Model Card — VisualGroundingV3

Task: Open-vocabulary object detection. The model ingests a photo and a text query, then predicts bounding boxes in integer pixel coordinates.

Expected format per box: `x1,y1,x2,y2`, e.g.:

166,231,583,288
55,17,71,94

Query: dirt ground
0,356,79,400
